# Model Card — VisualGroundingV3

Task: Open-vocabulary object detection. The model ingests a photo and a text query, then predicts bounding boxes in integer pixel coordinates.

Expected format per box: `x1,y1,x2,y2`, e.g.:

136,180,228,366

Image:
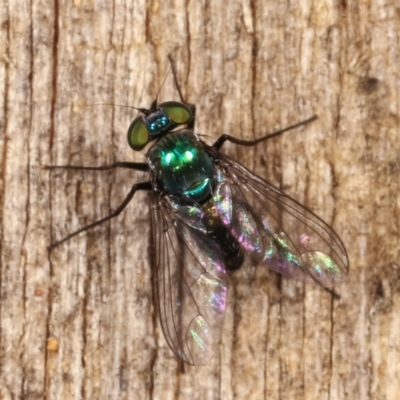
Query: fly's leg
168,54,196,130
212,115,318,150
46,161,149,246
45,161,149,172
48,181,152,249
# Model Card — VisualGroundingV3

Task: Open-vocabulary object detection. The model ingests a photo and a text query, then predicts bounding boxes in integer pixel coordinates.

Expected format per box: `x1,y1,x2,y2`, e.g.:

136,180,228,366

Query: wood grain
1,1,399,399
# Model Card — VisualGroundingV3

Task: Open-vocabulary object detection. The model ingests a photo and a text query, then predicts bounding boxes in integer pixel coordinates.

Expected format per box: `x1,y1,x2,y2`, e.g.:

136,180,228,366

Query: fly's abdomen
201,200,244,271
174,197,245,272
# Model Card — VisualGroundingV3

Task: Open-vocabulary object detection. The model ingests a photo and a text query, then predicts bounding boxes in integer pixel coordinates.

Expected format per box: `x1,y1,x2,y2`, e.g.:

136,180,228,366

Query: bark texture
1,1,399,399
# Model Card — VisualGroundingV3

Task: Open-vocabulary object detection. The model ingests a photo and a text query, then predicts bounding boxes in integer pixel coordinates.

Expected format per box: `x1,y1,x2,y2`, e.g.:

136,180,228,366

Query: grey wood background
1,1,399,399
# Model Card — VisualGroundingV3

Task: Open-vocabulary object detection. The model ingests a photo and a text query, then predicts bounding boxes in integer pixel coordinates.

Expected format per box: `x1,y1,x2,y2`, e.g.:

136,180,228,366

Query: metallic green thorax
148,130,214,202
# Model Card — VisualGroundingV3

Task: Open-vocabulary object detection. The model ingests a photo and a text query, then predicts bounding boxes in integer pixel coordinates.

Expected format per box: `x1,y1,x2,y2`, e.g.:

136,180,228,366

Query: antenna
168,54,186,103
153,61,174,105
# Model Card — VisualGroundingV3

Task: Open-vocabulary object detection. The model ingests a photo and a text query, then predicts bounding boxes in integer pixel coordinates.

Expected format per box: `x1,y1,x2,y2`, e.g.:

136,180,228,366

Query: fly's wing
215,156,349,287
151,193,228,365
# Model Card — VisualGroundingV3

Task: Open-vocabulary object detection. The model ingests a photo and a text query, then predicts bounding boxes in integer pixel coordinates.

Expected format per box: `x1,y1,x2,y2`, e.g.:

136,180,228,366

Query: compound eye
127,117,149,151
160,101,193,125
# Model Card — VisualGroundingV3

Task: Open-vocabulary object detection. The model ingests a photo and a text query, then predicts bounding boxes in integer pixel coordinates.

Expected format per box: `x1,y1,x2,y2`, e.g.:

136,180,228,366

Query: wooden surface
1,1,399,399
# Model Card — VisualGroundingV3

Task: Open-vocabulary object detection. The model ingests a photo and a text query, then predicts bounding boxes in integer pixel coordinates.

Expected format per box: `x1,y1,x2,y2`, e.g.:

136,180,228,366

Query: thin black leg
45,161,149,172
212,115,318,150
323,287,340,300
49,181,153,249
167,54,196,130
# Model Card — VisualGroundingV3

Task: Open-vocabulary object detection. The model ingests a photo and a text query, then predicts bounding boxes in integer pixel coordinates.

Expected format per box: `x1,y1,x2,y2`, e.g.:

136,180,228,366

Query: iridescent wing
150,193,228,365
213,155,349,286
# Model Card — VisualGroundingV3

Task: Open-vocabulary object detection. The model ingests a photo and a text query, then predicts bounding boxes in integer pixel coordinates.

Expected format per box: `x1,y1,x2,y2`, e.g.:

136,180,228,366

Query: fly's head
127,100,194,151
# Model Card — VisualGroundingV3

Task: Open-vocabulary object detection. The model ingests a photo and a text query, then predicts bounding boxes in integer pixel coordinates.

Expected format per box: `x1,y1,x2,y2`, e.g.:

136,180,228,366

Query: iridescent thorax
148,130,214,203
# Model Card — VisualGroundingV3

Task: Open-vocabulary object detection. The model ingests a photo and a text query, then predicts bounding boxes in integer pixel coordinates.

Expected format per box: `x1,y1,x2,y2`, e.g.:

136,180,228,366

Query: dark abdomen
201,200,244,271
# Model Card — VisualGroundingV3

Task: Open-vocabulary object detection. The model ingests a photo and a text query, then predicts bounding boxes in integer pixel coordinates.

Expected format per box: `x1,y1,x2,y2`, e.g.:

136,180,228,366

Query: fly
47,56,349,365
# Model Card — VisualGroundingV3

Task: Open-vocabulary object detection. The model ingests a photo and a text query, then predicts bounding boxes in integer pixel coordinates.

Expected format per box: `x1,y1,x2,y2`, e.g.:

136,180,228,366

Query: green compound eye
160,101,193,125
127,117,149,151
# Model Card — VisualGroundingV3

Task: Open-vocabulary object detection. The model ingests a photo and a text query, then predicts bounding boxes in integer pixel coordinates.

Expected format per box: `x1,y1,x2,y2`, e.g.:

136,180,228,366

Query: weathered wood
1,1,399,399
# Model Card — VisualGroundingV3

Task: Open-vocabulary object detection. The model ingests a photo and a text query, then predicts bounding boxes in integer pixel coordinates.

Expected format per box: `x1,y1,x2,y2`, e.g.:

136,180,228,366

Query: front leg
211,115,318,150
45,161,149,172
